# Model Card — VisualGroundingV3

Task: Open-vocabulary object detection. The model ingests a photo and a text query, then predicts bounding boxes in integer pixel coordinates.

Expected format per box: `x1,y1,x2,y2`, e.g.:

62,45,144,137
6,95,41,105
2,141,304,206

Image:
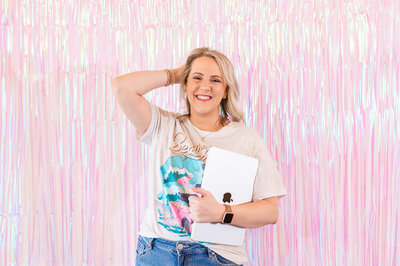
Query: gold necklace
194,117,226,142
197,130,214,142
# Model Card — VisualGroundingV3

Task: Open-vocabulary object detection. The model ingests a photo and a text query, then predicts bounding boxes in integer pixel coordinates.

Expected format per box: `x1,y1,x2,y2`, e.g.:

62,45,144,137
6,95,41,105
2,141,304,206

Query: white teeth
196,95,212,100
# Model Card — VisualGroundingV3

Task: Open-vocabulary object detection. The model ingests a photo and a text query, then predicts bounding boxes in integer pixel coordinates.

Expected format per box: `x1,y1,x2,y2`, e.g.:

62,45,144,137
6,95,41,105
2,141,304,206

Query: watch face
223,213,234,223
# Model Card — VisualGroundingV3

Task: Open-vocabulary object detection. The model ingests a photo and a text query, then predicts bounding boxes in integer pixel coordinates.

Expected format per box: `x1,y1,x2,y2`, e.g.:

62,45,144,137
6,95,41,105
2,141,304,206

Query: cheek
217,88,227,99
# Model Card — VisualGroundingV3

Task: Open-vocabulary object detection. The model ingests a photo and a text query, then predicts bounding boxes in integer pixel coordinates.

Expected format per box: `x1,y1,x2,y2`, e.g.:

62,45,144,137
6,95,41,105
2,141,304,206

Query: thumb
191,187,210,197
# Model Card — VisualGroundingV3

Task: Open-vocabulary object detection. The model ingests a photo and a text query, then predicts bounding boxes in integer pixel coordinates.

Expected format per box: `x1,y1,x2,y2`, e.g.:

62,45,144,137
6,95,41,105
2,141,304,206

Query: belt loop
207,247,214,258
149,238,155,249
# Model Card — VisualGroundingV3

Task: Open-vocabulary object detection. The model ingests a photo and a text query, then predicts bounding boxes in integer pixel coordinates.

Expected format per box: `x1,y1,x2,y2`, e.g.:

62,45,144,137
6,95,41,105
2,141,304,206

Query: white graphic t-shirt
135,103,287,265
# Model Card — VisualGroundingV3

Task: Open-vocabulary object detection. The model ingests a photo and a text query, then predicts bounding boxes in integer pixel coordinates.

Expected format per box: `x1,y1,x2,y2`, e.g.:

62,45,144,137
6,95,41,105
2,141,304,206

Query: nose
199,86,211,91
199,80,211,90
199,79,212,89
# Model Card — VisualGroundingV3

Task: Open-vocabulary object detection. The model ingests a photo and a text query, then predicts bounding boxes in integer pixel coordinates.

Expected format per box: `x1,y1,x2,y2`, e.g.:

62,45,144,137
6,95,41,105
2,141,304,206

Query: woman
112,47,287,265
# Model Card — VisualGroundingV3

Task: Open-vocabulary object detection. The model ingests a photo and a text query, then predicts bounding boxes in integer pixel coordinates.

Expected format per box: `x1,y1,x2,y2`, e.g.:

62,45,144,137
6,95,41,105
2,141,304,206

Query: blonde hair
177,47,245,126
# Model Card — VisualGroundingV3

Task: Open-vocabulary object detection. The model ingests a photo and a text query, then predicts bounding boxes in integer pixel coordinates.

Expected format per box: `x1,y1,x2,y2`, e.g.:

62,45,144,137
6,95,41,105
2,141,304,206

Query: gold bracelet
166,69,175,86
168,69,173,85
169,69,175,85
163,69,171,86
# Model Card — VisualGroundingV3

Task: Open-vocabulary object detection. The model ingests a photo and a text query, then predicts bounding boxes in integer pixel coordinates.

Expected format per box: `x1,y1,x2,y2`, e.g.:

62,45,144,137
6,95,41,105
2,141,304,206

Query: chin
192,104,215,111
189,100,220,114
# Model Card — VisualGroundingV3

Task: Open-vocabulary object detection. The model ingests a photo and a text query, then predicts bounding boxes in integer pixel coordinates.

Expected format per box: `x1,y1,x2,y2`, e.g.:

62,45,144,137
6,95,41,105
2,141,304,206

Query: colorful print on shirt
157,131,209,237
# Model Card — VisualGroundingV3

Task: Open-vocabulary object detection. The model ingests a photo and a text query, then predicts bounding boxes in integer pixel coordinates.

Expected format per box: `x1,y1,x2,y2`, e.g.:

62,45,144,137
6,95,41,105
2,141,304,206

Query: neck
189,114,227,132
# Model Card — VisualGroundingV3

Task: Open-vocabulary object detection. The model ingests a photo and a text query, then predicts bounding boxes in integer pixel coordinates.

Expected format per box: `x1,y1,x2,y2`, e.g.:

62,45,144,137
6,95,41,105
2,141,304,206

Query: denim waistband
139,235,212,255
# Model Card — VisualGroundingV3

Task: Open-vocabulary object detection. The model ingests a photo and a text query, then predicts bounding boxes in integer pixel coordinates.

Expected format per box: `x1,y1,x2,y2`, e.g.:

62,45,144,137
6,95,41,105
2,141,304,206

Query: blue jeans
135,235,242,266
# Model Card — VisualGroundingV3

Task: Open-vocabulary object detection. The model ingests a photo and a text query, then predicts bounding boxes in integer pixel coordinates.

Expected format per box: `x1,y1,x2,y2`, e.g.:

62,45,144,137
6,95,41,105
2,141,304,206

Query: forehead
190,56,222,76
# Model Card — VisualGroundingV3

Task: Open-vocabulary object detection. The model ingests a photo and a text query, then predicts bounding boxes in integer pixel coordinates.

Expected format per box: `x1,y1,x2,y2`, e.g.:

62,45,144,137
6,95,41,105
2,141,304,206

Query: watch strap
222,204,233,224
224,204,232,213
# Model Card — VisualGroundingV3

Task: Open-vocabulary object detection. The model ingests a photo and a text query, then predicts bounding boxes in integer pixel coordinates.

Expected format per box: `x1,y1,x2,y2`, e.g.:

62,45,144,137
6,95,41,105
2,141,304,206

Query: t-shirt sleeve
134,102,162,145
252,139,287,202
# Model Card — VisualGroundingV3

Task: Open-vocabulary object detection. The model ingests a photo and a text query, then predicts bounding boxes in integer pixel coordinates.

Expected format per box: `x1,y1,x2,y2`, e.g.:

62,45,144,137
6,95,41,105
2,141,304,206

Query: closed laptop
190,146,259,246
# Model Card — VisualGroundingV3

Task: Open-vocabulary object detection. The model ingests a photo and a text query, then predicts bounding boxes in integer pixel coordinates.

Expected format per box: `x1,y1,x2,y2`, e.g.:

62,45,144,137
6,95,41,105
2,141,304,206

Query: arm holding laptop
188,187,279,229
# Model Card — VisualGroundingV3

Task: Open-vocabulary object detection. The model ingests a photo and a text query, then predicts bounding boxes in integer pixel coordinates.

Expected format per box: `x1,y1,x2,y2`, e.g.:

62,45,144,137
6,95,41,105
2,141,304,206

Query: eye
193,76,220,82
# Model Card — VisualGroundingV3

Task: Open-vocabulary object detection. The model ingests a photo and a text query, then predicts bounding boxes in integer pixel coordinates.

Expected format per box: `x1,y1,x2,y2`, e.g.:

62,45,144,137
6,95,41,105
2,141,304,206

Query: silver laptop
190,146,259,246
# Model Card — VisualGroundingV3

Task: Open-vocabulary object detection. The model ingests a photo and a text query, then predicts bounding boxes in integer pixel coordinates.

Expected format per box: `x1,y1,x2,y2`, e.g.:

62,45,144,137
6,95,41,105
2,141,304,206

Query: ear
223,86,228,99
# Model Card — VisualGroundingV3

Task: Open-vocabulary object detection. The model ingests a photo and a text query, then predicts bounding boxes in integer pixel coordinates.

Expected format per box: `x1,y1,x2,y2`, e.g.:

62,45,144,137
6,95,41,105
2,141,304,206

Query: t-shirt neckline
187,118,232,134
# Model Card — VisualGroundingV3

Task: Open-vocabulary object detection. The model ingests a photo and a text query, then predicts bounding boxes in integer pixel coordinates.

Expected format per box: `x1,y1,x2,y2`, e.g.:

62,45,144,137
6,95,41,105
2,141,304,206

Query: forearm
217,199,279,228
112,69,177,96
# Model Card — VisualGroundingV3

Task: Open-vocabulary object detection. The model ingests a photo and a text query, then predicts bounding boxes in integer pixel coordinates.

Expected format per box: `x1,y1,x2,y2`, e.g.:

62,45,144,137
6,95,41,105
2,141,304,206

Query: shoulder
230,123,269,154
152,103,183,120
229,122,264,140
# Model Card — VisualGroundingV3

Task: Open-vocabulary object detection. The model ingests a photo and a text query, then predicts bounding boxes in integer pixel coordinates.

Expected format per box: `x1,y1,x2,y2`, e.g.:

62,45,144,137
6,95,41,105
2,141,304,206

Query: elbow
267,217,278,225
261,198,279,225
267,207,279,225
111,78,140,97
255,208,279,228
271,208,279,224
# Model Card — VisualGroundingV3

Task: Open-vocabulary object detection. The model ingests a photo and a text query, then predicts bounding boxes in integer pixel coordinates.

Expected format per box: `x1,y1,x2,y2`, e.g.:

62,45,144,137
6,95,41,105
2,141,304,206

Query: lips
195,94,213,101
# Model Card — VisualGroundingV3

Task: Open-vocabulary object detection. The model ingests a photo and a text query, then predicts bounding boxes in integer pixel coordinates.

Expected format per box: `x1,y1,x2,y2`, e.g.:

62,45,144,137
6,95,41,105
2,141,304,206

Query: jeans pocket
135,235,153,258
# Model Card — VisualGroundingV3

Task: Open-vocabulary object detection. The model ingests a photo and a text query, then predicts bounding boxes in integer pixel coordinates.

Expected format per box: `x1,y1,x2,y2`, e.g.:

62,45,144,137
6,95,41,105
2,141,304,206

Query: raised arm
111,65,184,136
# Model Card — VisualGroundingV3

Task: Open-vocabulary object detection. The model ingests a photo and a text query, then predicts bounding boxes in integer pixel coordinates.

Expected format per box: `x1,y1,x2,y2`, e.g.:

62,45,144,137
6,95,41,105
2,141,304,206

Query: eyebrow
192,72,222,79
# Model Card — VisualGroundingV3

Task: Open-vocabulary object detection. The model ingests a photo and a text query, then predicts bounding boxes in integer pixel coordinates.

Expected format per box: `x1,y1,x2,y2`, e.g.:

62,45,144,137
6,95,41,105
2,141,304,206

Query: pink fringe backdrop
1,0,399,265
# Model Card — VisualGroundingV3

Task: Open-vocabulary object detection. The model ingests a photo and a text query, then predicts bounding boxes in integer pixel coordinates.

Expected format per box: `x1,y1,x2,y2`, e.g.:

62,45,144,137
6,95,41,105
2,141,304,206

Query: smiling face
185,56,227,121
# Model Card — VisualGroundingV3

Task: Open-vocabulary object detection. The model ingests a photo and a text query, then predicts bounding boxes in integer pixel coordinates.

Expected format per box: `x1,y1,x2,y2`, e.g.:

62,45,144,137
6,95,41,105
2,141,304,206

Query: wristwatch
221,204,234,224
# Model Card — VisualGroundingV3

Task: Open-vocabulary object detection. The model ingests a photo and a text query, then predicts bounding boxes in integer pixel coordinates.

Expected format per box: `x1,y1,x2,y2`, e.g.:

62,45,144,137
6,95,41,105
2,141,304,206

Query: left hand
188,187,225,223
